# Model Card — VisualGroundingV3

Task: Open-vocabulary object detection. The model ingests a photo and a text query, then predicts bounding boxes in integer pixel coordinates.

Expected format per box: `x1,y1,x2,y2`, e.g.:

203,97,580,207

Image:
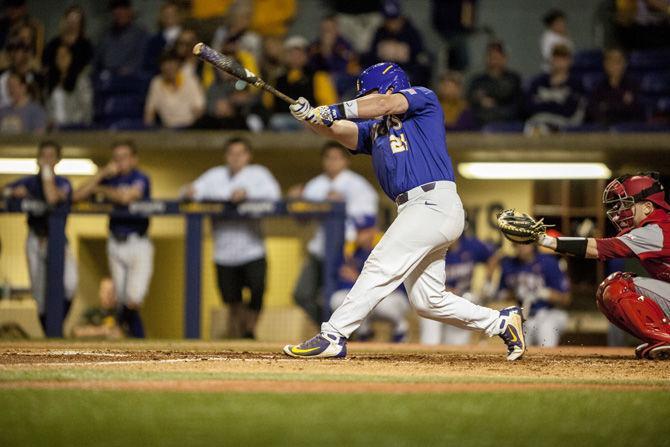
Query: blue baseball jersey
354,87,455,200
8,174,72,235
445,236,495,295
498,253,569,316
101,169,151,236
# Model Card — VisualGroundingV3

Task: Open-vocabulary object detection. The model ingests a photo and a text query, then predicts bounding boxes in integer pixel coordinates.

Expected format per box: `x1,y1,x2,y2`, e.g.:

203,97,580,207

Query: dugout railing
0,198,346,338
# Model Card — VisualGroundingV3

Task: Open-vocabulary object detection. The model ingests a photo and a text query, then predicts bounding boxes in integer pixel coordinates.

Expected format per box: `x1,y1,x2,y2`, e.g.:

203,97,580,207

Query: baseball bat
193,42,297,105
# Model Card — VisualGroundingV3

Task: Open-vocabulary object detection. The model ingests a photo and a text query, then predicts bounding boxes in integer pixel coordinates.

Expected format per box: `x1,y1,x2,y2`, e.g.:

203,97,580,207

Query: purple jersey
445,236,495,295
354,86,455,200
498,253,569,316
100,169,151,236
8,174,71,235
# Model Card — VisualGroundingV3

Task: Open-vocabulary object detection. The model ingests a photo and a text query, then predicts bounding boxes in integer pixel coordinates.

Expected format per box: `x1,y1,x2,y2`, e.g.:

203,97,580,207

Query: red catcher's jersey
596,209,670,282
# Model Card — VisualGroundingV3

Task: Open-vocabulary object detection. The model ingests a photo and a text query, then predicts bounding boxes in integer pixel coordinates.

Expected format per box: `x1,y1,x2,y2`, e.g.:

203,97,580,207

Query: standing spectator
525,44,585,133
288,141,378,324
330,0,382,54
45,45,93,128
42,5,93,83
366,0,430,86
73,140,153,339
432,0,477,72
308,15,358,97
180,137,281,339
95,0,148,77
330,215,410,342
587,47,643,126
0,0,44,67
144,0,183,75
267,35,337,131
144,50,205,128
0,37,43,107
0,71,46,133
420,234,495,346
2,140,77,331
467,41,522,126
540,9,573,72
496,244,571,347
437,70,476,131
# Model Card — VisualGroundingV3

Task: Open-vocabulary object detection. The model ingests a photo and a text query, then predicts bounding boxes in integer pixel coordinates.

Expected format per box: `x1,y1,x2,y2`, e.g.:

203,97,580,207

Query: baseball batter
3,140,78,329
283,62,526,360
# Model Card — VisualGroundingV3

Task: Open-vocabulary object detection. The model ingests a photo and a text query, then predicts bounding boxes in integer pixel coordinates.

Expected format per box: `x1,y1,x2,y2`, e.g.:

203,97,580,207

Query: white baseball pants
107,234,154,306
322,182,504,338
331,289,410,336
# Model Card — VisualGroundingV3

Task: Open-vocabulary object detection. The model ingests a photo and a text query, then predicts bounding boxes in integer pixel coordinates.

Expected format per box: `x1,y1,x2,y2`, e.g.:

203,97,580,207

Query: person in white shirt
181,137,281,338
288,140,379,324
540,9,574,72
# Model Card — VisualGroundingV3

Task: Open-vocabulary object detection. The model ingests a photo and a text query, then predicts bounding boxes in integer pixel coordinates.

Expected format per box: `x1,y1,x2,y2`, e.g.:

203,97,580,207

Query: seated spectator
249,0,297,37
467,41,522,126
266,35,337,131
0,0,44,69
45,45,93,128
540,9,573,72
95,0,148,77
260,35,284,82
0,37,43,107
586,48,643,126
308,15,358,97
0,71,46,133
144,0,183,75
437,70,476,131
144,50,205,128
211,1,262,65
173,28,201,83
42,5,93,82
525,44,585,133
72,277,123,340
365,0,430,86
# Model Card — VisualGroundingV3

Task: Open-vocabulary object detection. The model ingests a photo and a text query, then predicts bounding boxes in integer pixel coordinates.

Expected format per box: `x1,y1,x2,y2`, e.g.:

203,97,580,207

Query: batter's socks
38,299,73,332
120,305,145,338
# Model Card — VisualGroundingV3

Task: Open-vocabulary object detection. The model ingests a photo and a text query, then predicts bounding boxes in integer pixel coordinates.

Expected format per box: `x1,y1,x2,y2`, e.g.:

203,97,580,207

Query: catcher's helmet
355,62,410,98
603,172,670,231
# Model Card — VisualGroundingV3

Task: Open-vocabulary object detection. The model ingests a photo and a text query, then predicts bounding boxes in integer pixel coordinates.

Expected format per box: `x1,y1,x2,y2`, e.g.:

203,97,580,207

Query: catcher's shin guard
596,272,670,345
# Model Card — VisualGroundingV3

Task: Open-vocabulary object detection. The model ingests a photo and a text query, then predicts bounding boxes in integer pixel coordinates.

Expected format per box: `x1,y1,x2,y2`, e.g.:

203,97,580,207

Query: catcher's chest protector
596,272,670,344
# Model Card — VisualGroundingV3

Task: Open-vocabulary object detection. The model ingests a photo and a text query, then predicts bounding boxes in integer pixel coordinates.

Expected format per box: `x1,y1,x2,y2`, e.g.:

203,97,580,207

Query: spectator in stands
308,15,358,97
73,140,153,339
540,9,573,72
43,5,93,84
2,140,77,331
365,0,430,86
0,37,43,107
431,0,477,72
331,0,382,54
260,35,284,84
0,71,45,133
266,35,337,131
587,47,643,126
180,137,281,339
0,0,44,68
525,44,585,134
288,141,378,325
437,70,476,131
144,0,183,75
467,41,522,127
45,45,93,129
144,50,205,129
173,28,201,83
211,1,262,66
95,0,148,77
249,0,297,37
495,244,571,347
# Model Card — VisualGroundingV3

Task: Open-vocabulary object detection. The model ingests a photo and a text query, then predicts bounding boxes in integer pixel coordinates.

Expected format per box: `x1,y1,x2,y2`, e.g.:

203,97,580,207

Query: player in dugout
534,172,670,359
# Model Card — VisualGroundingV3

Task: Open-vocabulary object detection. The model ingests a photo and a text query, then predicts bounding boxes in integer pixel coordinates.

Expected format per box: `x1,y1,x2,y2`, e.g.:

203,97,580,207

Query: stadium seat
94,71,152,95
641,72,670,95
103,95,145,121
629,49,670,71
107,118,147,131
610,121,670,133
572,49,603,72
563,123,609,133
580,72,605,93
481,121,525,133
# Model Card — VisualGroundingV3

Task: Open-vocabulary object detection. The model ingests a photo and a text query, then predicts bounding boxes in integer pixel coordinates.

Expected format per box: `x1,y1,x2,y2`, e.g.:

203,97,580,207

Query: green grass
1,390,669,447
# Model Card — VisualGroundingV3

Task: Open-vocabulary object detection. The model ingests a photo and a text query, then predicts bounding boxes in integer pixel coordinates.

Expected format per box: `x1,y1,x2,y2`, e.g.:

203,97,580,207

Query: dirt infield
1,341,669,393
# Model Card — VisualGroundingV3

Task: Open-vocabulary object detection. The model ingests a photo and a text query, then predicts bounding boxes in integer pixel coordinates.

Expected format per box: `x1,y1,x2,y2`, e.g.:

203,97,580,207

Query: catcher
497,172,670,359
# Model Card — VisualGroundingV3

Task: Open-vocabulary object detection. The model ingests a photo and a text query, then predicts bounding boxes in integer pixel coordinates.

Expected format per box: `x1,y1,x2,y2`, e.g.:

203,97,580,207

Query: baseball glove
496,209,551,245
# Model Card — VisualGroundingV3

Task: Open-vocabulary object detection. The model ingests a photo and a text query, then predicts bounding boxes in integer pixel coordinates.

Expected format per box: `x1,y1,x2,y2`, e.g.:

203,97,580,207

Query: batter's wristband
555,237,588,257
329,100,359,120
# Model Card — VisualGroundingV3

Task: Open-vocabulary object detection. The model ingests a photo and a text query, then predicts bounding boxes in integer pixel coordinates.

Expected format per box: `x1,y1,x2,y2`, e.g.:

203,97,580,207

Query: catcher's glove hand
496,209,552,245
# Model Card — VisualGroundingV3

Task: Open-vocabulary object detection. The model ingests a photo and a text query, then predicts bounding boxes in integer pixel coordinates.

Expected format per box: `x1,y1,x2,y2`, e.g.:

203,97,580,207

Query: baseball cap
284,35,309,50
381,0,401,18
353,215,377,231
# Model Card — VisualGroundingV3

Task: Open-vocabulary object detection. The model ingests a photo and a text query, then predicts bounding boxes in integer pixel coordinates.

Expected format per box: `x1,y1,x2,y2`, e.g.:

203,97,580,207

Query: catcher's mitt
496,209,551,245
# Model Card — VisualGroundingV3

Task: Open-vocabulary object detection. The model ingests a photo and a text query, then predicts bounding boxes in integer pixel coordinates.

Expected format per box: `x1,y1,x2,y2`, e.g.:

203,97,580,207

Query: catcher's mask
603,172,670,231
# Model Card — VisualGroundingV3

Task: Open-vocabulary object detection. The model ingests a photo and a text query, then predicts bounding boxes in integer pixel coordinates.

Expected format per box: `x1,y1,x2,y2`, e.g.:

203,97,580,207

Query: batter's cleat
648,344,670,360
635,343,649,359
391,331,408,343
283,332,347,359
498,306,526,361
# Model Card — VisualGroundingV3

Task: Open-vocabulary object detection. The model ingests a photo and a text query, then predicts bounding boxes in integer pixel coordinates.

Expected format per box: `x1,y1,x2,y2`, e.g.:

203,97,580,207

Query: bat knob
193,42,204,56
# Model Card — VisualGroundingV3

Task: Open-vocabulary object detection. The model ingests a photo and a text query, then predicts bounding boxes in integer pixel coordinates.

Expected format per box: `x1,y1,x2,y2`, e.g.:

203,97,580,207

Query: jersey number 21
390,133,409,154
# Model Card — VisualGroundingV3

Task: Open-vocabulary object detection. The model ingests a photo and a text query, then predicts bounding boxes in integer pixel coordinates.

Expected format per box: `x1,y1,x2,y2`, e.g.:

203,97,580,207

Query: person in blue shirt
2,140,78,331
421,234,496,345
73,140,152,338
283,61,526,360
496,244,571,347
